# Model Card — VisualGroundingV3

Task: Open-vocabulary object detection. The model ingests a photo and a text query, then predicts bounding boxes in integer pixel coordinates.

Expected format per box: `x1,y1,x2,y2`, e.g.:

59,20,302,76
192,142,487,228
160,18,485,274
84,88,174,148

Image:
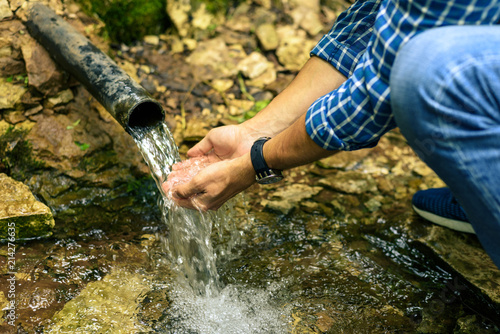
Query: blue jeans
390,25,500,268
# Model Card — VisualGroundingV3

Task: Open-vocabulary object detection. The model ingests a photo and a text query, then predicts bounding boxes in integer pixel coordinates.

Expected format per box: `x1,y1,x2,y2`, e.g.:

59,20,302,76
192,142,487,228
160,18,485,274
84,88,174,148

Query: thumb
187,136,213,158
172,181,202,200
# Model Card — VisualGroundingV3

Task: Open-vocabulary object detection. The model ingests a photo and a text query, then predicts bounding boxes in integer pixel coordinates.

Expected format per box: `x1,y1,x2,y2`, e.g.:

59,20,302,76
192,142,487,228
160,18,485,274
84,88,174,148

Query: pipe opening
127,101,165,132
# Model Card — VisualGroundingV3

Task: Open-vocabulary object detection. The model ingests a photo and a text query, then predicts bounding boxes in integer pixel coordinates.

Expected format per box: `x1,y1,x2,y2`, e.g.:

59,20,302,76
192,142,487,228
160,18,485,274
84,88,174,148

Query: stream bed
1,1,500,331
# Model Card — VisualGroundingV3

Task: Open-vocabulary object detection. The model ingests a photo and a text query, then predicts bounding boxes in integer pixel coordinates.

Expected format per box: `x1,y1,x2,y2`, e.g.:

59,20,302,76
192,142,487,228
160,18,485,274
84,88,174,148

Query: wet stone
407,222,500,305
47,266,154,333
0,173,55,239
262,183,322,214
318,170,378,195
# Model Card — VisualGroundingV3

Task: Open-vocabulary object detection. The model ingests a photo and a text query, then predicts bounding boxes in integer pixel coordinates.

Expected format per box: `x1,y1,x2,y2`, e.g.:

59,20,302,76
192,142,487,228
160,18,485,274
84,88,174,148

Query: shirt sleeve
311,0,382,78
306,0,500,152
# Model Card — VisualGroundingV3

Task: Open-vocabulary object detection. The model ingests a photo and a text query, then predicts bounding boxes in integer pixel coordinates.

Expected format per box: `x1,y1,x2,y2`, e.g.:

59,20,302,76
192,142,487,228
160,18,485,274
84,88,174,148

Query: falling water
130,122,290,333
132,122,224,295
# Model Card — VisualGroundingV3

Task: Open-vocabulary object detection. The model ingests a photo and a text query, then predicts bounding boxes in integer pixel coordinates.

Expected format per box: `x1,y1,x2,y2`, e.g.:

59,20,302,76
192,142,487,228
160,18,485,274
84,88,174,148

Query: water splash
164,282,291,334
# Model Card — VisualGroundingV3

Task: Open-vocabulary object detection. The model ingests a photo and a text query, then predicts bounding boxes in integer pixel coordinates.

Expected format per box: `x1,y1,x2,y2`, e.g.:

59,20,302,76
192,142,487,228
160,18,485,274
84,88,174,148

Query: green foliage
67,119,81,130
75,0,168,44
5,74,28,86
229,99,271,123
74,141,90,151
0,127,45,181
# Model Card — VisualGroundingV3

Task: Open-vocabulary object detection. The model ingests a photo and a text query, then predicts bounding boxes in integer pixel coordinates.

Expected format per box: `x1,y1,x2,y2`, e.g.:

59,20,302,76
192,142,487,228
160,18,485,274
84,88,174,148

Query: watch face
257,174,284,184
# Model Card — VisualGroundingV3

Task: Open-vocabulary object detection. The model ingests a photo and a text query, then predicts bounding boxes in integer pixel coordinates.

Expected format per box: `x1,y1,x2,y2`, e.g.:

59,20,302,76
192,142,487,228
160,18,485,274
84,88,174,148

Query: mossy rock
75,0,168,44
0,173,54,240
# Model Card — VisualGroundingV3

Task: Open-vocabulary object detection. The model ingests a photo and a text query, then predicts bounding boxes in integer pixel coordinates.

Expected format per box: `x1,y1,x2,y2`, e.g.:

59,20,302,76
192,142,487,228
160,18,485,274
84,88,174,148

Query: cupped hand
186,124,264,161
165,154,256,211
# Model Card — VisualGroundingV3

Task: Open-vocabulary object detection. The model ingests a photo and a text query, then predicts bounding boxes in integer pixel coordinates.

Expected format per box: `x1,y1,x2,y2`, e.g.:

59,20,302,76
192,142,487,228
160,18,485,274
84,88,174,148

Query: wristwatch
250,137,284,184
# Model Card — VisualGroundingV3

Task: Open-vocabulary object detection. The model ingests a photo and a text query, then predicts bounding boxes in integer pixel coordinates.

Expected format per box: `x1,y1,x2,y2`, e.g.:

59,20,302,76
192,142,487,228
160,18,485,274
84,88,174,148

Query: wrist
240,110,281,139
234,153,257,187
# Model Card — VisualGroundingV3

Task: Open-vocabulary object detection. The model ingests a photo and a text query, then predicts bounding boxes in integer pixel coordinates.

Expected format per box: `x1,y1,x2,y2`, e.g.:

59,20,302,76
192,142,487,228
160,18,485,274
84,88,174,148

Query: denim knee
390,28,448,159
390,25,500,160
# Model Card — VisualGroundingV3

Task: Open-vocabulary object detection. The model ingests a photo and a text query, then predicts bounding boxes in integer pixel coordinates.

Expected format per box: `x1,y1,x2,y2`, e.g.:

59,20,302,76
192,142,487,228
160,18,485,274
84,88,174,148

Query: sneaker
412,188,475,234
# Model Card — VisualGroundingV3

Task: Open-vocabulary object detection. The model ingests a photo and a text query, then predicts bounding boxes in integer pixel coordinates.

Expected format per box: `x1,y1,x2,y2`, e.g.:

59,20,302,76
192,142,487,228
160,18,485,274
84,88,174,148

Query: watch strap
250,137,271,173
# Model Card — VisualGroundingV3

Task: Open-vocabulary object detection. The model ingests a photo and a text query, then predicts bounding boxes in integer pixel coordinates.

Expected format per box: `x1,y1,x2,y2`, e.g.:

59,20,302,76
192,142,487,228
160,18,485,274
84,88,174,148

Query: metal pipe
25,3,165,139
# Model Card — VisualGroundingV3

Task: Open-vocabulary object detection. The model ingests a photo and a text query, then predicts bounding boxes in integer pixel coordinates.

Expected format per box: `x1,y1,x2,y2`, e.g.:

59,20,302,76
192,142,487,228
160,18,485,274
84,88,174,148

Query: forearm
242,56,347,137
263,113,337,171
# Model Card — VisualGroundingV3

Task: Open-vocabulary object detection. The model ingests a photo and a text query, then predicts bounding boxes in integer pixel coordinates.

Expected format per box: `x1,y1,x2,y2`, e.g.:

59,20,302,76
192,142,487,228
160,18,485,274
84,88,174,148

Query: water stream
131,123,291,333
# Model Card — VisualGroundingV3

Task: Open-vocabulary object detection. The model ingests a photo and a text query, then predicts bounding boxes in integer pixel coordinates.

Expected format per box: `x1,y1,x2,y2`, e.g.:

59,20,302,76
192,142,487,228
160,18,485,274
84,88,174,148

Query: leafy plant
74,141,90,151
229,99,271,123
67,119,81,130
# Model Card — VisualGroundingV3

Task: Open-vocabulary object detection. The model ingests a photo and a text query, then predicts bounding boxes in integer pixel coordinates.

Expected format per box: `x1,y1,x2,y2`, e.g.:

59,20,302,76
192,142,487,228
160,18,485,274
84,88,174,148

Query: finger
187,136,213,157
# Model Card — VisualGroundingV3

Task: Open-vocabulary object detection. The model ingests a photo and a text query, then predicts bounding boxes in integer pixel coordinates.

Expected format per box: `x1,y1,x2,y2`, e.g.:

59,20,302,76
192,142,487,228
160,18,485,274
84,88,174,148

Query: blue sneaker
412,188,475,234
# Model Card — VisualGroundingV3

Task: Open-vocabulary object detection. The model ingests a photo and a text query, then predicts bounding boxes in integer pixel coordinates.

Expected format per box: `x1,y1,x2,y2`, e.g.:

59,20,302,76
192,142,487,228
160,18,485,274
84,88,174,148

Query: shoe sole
412,205,476,234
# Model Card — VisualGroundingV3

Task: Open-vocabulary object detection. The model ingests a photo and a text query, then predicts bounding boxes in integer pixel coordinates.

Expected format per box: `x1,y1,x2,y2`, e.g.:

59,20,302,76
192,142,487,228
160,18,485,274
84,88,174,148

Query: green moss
0,127,45,182
199,0,242,14
75,0,168,44
0,214,54,240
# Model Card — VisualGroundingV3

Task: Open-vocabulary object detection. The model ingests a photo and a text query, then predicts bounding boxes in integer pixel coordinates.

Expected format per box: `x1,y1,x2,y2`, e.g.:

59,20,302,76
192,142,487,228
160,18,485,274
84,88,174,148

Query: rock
276,27,316,71
47,267,151,333
0,57,25,77
0,79,26,109
0,173,55,239
291,6,324,36
21,36,67,96
225,3,252,33
3,110,26,124
407,223,500,305
166,0,191,37
316,149,372,170
246,66,277,88
143,35,160,46
210,79,233,92
319,170,378,195
0,0,12,20
238,51,274,79
0,119,34,133
186,38,241,80
256,23,279,51
46,89,74,107
25,104,43,117
0,45,10,57
263,183,323,214
192,3,214,30
364,196,383,212
26,113,110,171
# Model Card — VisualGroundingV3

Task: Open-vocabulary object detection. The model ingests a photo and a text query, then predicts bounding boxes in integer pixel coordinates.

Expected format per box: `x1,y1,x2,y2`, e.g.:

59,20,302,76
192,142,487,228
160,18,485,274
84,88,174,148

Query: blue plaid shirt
306,0,500,151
